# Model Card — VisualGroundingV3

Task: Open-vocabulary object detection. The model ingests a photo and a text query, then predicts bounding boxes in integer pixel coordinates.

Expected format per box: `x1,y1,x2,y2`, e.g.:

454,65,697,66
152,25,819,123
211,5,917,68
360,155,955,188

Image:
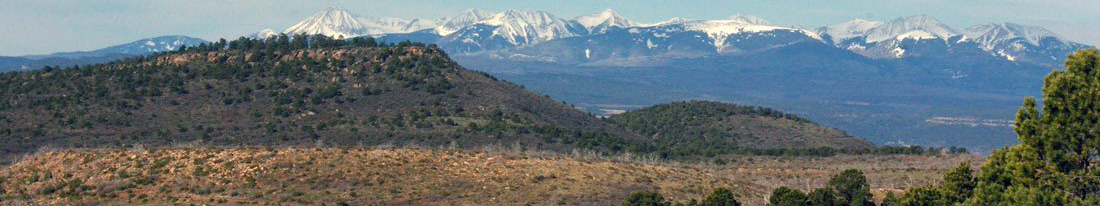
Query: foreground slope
609,101,873,156
0,42,642,159
0,147,979,205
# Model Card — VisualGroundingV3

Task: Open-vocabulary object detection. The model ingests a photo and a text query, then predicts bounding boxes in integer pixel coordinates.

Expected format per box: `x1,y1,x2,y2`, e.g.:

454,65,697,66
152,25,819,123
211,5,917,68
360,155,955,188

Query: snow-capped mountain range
267,7,494,38
25,35,207,59
813,15,1088,66
259,7,1089,67
2,35,208,71
574,9,638,34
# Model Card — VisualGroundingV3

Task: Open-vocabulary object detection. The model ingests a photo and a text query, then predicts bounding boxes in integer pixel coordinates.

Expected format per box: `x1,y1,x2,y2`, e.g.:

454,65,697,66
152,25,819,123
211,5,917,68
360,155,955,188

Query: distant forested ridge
609,101,874,157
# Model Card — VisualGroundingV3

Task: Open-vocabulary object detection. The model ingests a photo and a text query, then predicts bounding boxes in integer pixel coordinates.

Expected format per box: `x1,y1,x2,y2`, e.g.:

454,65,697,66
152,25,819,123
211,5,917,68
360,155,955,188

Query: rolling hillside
609,101,873,157
0,39,644,161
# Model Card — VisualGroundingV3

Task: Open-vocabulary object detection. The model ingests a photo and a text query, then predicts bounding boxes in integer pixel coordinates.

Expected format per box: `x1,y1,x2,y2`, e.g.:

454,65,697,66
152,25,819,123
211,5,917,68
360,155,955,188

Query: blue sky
1,0,1097,56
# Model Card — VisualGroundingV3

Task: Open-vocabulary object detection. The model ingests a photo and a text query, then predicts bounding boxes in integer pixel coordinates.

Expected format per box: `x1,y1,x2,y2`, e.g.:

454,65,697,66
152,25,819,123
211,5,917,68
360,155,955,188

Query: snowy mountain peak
574,9,638,33
964,23,1060,48
115,36,207,54
646,17,692,27
727,14,770,25
865,15,959,42
815,19,884,43
249,29,279,39
284,7,370,38
895,30,939,40
481,10,558,26
433,9,497,35
40,35,207,59
960,22,1088,64
358,16,432,35
679,15,821,52
472,9,583,45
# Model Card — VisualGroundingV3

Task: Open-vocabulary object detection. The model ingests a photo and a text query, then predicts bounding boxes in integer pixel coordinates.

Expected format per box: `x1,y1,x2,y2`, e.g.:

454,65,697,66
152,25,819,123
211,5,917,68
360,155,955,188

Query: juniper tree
701,188,741,206
966,48,1100,205
828,169,873,206
768,187,808,206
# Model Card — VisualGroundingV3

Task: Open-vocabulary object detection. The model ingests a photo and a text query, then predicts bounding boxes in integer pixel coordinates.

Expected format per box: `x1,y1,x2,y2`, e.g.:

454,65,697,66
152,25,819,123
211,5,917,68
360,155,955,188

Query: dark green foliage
827,169,873,206
896,186,946,206
807,188,839,206
763,169,873,206
623,191,671,206
701,188,741,206
609,101,872,158
768,187,808,206
939,163,974,203
880,192,898,206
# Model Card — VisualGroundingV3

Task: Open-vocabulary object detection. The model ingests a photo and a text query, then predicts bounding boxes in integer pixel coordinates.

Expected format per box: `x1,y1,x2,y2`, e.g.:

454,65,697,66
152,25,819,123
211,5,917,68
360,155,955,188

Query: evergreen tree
768,187,808,206
364,37,377,47
897,185,946,206
827,169,874,206
807,188,839,206
701,188,741,206
880,192,898,206
939,163,975,203
964,48,1100,205
217,38,227,50
623,191,671,206
276,33,290,50
291,33,308,49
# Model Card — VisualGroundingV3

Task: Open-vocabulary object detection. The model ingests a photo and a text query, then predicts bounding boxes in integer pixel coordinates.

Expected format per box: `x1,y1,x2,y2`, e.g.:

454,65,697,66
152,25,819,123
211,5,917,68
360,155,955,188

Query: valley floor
0,147,980,205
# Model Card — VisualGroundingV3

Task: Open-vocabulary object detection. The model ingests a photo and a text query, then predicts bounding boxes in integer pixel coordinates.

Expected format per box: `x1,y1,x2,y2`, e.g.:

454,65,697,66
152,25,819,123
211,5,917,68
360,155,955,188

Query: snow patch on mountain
476,10,584,45
895,30,939,41
816,19,883,43
680,15,822,51
964,23,1060,50
284,7,371,38
864,15,958,43
892,47,906,58
434,9,496,36
998,50,1017,61
102,36,206,54
573,9,637,33
250,29,279,39
644,17,693,27
357,16,435,34
727,14,771,25
26,35,207,60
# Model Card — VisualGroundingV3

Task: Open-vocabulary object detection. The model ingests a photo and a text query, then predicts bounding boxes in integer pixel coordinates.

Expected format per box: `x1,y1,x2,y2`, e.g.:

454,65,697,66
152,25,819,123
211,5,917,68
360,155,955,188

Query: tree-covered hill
609,101,874,157
0,35,648,160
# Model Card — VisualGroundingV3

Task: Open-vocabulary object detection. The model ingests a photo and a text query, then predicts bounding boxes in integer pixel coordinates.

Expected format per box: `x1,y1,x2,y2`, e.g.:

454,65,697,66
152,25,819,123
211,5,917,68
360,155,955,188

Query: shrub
768,187,808,206
701,188,740,206
622,191,671,206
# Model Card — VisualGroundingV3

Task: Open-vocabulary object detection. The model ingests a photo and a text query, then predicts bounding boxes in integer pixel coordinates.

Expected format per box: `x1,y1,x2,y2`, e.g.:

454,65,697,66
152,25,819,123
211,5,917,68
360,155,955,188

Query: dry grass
0,147,981,205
